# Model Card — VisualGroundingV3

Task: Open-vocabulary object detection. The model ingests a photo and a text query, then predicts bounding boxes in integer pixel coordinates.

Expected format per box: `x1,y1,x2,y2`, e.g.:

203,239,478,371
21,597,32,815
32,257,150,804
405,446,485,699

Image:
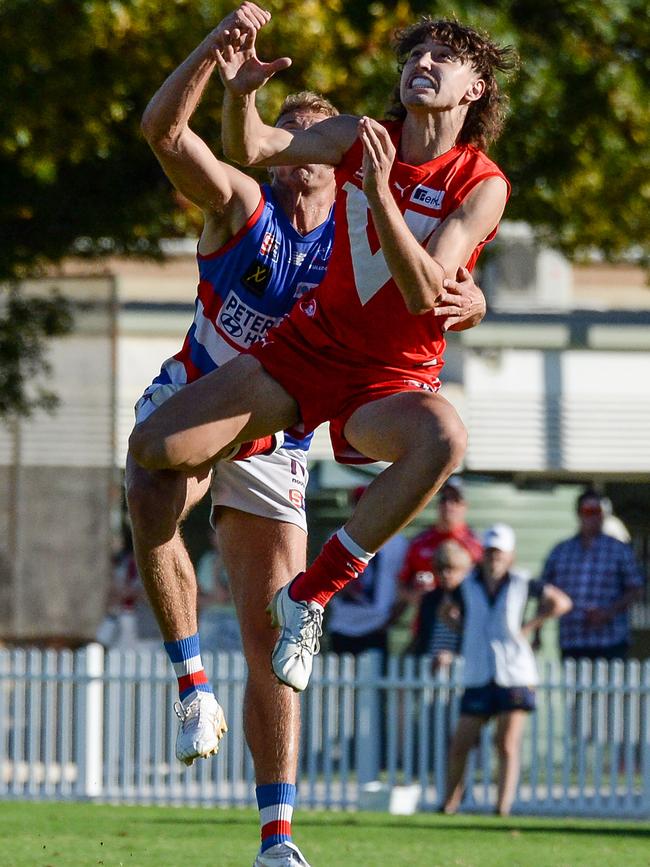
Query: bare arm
223,93,357,167
427,175,508,288
216,25,358,166
360,118,507,316
140,4,270,240
440,267,487,332
584,586,644,627
522,584,573,635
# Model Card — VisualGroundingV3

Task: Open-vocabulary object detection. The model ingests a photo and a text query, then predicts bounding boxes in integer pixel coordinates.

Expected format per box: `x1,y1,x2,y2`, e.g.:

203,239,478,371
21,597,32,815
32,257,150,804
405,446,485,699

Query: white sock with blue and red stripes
256,782,296,852
163,633,212,704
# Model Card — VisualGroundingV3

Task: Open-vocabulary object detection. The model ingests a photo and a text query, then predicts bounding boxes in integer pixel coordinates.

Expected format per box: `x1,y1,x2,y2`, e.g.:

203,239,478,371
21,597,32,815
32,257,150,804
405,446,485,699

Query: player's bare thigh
215,508,307,643
129,354,300,473
343,389,467,464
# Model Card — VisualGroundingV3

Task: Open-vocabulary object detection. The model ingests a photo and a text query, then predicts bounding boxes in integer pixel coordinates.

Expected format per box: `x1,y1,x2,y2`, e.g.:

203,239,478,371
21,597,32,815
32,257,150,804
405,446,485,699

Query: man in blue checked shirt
540,489,645,661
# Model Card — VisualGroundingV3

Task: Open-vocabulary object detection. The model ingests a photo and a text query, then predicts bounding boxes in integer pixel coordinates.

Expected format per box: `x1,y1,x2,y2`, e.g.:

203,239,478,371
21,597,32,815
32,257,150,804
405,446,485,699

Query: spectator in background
327,486,408,664
394,476,482,634
407,540,472,670
96,527,160,649
196,530,242,654
541,489,645,662
96,532,140,648
443,524,572,816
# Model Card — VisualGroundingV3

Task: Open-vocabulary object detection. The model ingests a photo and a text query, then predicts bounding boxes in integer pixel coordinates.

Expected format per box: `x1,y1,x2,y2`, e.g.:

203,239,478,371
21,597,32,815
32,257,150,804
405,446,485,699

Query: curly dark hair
385,18,518,151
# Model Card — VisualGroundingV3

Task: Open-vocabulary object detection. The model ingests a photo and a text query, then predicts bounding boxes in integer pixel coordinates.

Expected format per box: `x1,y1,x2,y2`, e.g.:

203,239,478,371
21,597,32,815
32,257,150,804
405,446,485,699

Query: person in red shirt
396,476,483,636
130,7,517,693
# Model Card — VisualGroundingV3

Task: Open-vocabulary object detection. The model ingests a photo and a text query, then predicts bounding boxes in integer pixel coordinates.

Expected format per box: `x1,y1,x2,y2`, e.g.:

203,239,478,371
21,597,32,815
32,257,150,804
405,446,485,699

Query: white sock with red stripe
289,528,374,608
256,782,296,852
163,633,212,704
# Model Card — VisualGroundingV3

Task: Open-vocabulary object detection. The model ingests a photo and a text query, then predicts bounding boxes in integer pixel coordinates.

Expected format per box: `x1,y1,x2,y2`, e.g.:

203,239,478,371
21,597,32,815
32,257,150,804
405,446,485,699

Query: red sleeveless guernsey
249,121,509,460
283,121,509,369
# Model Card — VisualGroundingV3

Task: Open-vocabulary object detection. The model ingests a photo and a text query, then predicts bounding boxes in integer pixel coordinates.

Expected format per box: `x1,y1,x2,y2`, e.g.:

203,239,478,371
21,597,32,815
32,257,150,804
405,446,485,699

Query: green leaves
3,0,645,271
0,286,73,417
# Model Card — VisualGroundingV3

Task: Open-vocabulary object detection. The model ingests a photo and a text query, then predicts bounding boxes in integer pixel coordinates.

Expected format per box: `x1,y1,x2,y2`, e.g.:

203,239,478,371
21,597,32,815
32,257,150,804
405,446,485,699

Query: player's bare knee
129,428,194,473
429,419,467,481
442,417,468,465
413,416,467,486
127,426,162,470
125,465,181,531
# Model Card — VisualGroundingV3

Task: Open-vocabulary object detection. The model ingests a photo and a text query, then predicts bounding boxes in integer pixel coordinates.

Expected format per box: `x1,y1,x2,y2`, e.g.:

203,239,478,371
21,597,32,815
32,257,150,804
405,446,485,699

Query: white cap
483,523,516,553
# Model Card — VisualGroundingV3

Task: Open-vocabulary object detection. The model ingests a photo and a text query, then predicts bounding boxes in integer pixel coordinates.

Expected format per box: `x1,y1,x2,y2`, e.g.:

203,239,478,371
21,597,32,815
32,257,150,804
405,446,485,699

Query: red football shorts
248,314,442,465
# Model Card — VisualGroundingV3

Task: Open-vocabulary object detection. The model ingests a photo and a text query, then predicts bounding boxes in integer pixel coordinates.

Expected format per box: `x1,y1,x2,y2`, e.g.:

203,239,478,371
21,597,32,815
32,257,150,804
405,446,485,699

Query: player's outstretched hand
435,266,486,331
215,24,291,97
211,2,271,51
359,116,396,201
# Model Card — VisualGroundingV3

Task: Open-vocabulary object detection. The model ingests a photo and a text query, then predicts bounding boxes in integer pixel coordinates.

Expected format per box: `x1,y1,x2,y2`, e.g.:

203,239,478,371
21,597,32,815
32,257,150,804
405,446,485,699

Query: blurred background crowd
100,478,645,668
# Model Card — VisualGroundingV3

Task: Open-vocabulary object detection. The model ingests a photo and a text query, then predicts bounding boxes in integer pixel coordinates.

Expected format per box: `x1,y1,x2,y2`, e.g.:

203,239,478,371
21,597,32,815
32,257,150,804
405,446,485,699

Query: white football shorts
133,385,308,532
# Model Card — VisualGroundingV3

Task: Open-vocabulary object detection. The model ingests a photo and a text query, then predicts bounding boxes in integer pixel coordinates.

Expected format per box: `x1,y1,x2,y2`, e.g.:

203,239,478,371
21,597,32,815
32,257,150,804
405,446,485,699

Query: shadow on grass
138,814,650,839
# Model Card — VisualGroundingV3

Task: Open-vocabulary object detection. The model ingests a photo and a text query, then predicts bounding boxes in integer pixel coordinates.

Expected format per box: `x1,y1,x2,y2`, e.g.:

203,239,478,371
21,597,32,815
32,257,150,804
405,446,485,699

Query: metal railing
1,646,649,817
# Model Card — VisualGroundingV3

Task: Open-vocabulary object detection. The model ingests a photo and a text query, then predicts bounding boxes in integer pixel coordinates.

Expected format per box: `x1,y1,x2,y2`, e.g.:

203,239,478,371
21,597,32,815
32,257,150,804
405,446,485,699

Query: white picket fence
1,645,649,817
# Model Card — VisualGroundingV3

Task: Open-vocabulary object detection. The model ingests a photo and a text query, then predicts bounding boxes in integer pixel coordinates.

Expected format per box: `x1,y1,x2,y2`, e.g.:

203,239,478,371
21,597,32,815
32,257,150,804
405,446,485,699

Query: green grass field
2,802,649,867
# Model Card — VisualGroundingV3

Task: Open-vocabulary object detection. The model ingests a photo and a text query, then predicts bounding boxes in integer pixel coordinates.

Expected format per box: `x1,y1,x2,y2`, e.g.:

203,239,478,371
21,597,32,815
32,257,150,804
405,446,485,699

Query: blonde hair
275,90,339,123
434,540,473,571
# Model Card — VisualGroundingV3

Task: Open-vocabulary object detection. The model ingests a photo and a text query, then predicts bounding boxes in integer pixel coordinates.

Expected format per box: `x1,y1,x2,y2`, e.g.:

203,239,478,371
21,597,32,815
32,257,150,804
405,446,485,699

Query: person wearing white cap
442,523,572,816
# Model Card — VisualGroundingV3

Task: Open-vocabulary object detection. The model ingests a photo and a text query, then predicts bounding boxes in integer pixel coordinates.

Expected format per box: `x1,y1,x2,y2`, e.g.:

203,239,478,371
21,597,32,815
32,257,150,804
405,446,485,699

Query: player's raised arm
140,4,270,225
217,25,358,167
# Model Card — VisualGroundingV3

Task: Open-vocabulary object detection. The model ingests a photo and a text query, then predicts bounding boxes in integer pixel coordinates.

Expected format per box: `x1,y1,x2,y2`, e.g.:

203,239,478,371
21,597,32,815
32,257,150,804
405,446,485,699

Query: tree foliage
0,286,73,417
1,0,648,414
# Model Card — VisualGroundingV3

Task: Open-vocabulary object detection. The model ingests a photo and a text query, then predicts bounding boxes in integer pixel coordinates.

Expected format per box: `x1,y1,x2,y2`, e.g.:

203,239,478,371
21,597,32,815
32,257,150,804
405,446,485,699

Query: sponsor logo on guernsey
410,184,445,210
260,232,279,262
217,290,282,347
300,298,317,317
241,259,272,296
290,250,307,266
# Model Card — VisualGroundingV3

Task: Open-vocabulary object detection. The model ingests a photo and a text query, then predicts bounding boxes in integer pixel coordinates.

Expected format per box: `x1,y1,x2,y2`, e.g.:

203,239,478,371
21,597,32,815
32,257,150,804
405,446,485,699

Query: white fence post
74,643,104,799
356,652,382,785
3,647,650,814
641,660,650,814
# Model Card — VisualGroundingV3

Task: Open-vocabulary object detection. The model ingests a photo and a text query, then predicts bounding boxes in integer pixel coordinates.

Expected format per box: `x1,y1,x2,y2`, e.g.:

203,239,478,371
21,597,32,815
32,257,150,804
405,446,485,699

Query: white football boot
253,841,312,866
267,582,323,692
174,691,227,766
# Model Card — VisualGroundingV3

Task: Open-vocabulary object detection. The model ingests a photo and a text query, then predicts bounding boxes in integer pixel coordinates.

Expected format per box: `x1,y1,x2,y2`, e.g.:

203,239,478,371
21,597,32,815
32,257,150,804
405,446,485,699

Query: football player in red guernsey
130,6,517,693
